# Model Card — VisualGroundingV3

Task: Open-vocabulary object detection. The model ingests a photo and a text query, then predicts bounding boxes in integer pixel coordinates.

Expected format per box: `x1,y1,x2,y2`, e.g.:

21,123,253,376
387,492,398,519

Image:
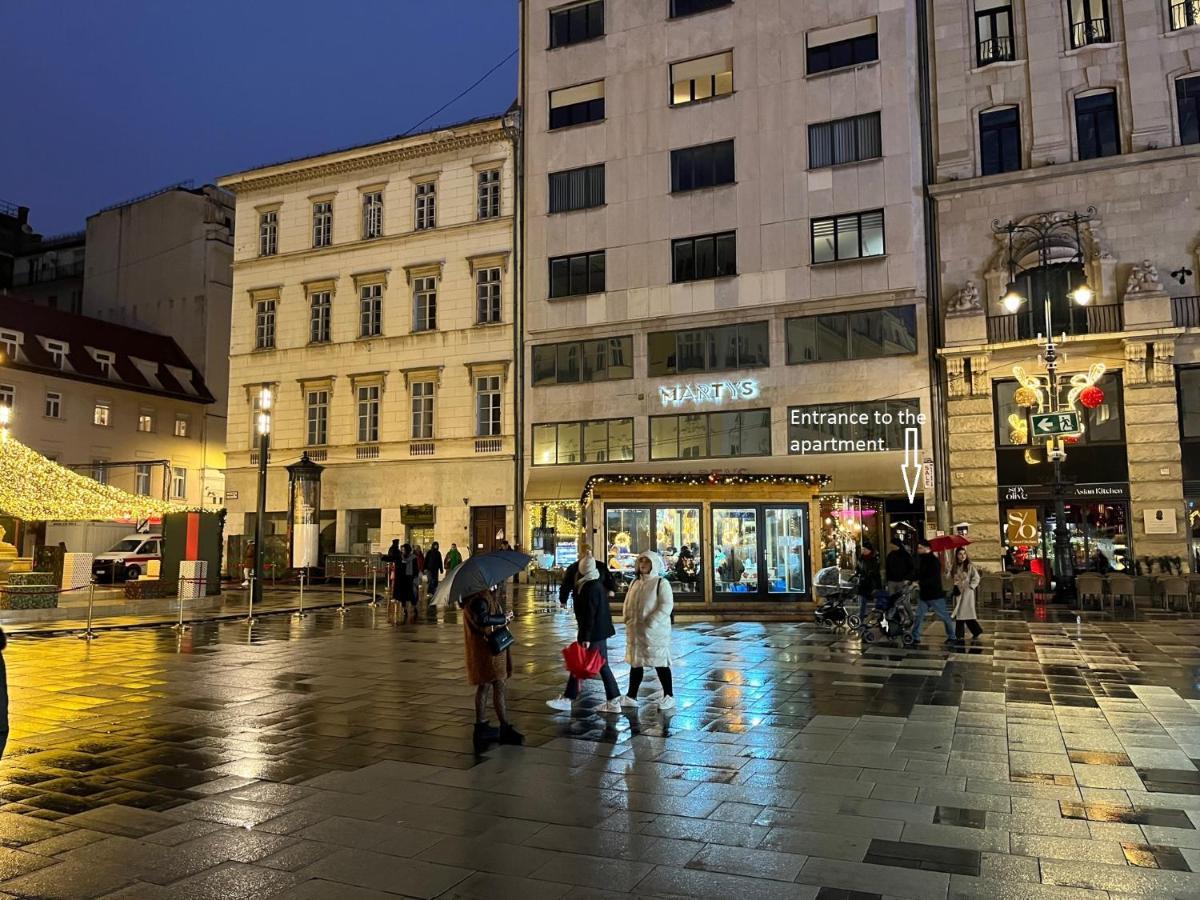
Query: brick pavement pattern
0,594,1199,897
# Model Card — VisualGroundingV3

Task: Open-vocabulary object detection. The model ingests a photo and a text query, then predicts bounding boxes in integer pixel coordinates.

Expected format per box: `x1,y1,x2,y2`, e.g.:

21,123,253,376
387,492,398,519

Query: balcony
986,304,1123,343
409,442,435,457
305,448,328,462
356,445,380,461
976,36,1014,66
475,437,503,454
1173,296,1200,327
12,260,84,286
1069,16,1110,49
1171,0,1200,30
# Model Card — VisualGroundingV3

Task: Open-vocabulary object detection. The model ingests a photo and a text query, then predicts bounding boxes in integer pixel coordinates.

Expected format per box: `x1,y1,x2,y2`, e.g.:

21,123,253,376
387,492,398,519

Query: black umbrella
432,550,531,607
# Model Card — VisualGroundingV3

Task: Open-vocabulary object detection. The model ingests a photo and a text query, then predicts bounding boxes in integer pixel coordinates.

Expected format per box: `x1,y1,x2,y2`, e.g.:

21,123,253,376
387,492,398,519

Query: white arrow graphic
900,427,921,504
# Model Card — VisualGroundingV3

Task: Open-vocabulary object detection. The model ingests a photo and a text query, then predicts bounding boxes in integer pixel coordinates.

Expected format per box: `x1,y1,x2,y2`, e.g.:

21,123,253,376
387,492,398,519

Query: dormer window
92,349,116,378
0,330,21,363
45,339,69,370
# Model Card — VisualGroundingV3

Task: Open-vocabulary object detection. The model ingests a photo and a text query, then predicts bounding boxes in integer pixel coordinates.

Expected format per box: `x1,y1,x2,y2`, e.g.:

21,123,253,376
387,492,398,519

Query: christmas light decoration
0,435,194,522
579,472,829,507
1013,386,1037,408
1079,385,1104,409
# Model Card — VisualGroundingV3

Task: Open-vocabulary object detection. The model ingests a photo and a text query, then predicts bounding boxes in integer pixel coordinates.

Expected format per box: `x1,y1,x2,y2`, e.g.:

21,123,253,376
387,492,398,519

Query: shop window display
1001,501,1129,576
606,507,652,588
712,508,759,593
656,507,702,594
764,507,807,594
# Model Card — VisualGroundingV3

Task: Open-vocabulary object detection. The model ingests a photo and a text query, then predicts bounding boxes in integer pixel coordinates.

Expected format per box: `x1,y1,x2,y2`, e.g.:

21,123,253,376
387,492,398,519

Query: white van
92,534,162,583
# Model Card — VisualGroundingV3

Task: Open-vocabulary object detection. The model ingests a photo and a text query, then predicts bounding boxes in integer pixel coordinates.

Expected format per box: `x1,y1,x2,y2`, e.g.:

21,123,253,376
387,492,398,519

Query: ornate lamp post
992,209,1102,598
252,386,272,608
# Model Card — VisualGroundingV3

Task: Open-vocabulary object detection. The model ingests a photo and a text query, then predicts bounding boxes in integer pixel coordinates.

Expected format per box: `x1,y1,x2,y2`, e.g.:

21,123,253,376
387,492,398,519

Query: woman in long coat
621,551,676,710
462,588,523,746
950,547,983,640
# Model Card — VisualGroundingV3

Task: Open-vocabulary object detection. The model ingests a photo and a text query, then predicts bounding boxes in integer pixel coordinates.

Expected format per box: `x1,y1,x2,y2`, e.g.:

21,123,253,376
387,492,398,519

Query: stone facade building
218,116,518,568
519,0,935,605
930,0,1200,574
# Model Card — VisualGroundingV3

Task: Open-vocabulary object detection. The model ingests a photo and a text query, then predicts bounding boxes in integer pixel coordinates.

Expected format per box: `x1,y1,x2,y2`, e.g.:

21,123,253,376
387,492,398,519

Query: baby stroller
858,584,917,645
813,565,861,632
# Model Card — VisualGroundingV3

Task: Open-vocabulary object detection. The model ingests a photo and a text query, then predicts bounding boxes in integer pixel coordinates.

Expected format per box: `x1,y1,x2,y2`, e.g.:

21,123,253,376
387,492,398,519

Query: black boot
498,723,524,745
473,721,499,743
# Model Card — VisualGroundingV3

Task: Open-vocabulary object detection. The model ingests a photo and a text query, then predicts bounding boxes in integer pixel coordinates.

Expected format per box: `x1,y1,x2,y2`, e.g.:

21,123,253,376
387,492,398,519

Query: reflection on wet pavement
0,595,1197,896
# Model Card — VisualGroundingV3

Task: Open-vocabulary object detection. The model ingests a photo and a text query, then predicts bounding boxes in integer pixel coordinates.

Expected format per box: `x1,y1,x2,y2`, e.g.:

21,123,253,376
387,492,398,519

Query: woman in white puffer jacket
620,550,675,710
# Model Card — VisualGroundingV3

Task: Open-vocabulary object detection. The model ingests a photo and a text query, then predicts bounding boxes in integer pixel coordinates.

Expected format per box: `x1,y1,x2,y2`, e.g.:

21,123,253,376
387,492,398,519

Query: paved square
1,594,1200,897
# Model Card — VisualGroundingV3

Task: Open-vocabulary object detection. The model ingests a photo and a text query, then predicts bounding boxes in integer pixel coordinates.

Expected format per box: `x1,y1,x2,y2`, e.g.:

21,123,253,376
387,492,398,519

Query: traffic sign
1030,411,1080,437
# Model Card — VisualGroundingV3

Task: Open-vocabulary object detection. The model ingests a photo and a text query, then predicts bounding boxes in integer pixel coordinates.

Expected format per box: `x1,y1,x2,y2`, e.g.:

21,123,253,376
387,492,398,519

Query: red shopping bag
562,642,604,680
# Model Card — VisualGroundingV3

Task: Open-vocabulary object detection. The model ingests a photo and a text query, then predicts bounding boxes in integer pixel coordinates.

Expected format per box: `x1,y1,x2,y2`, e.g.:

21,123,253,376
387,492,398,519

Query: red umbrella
562,642,604,680
926,534,972,553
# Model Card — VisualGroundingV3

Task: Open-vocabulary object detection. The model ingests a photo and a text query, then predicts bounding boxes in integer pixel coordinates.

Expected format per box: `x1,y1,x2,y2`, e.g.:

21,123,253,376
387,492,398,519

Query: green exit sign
1031,411,1081,437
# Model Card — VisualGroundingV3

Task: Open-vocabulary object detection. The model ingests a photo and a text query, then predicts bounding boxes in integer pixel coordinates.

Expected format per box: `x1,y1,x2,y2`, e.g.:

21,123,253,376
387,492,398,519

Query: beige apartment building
930,0,1200,575
218,116,518,567
0,298,217,554
520,0,935,605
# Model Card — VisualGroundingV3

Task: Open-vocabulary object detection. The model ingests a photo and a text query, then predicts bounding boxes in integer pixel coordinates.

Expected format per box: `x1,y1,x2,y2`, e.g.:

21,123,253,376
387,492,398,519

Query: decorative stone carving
1124,342,1147,386
969,355,991,397
1125,259,1164,296
946,281,982,317
1154,339,1175,384
946,357,967,398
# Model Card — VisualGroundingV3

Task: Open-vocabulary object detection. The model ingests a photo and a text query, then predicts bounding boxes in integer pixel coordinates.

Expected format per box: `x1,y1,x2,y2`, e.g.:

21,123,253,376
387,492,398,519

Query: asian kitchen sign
658,379,759,407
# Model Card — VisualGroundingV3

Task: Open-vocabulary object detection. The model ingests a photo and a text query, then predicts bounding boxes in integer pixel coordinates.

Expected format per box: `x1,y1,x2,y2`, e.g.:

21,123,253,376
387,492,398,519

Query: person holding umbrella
547,555,622,713
911,537,955,644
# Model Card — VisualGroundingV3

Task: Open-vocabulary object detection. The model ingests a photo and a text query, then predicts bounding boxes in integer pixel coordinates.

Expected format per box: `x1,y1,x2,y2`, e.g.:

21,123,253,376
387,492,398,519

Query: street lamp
992,209,1097,599
252,386,272,608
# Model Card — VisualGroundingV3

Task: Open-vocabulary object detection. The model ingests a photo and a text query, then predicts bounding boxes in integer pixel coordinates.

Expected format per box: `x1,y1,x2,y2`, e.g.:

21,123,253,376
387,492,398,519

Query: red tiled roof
0,295,214,404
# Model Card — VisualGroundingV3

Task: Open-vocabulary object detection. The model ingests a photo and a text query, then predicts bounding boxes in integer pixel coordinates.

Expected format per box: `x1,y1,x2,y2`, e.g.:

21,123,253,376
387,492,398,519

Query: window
411,382,434,439
671,140,735,192
1178,76,1200,146
549,251,605,298
478,169,501,219
549,81,605,129
651,409,771,460
975,2,1015,65
533,418,634,465
413,276,437,332
0,384,12,410
807,19,878,75
787,400,920,453
1068,0,1110,48
138,409,155,432
672,231,737,282
532,336,634,386
476,268,502,324
356,385,380,443
786,307,918,364
1171,0,1200,29
548,164,605,213
135,464,152,496
171,467,187,500
310,291,331,343
811,210,885,263
93,402,110,427
306,389,329,445
670,52,734,106
1075,90,1120,160
648,322,768,376
93,350,115,378
0,330,20,362
312,200,333,247
91,459,108,485
249,391,264,449
808,113,882,168
259,210,278,256
996,375,1123,446
476,376,502,436
362,191,383,239
44,391,61,418
174,413,190,437
359,283,383,337
550,0,604,48
415,181,436,230
980,106,1022,175
255,298,276,350
671,0,732,17
45,339,68,370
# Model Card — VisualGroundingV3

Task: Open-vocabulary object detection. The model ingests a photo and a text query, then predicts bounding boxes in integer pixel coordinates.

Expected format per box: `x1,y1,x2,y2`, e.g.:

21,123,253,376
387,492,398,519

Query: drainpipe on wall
916,0,952,536
512,1,527,550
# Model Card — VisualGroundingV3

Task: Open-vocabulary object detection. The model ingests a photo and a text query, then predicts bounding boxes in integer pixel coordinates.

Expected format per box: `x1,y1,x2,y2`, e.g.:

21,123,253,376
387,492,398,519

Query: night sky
1,1,518,235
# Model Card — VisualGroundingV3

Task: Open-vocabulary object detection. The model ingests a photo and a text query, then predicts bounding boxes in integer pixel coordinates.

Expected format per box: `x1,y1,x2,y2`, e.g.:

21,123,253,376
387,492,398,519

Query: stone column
947,389,1002,571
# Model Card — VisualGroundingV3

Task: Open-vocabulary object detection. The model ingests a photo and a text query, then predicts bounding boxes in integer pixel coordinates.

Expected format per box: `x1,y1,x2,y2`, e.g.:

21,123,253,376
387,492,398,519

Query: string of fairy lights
579,472,830,507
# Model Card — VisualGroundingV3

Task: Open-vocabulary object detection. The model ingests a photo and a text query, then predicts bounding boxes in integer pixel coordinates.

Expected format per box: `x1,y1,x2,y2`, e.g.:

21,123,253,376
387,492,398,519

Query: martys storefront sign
659,379,759,407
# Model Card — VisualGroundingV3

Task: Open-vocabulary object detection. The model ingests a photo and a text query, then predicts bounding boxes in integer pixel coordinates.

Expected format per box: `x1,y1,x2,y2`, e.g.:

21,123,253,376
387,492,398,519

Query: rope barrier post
370,561,379,607
294,569,307,619
79,577,97,641
246,573,257,625
339,563,346,616
172,576,190,632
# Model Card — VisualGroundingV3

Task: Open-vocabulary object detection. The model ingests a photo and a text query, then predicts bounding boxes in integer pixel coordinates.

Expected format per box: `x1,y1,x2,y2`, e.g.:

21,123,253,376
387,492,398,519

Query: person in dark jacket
884,537,916,594
559,544,615,609
911,539,955,643
855,545,883,618
462,588,522,746
425,542,444,603
548,556,622,713
384,542,419,622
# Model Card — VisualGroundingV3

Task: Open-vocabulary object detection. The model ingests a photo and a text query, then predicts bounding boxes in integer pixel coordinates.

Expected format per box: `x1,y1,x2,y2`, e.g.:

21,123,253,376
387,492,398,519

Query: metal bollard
172,577,190,632
246,574,257,625
294,570,307,619
370,564,379,607
79,579,98,641
338,564,346,615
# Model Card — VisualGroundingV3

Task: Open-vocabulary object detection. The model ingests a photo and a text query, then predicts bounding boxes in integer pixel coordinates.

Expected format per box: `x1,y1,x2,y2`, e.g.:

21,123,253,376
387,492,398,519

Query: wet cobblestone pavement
1,595,1200,897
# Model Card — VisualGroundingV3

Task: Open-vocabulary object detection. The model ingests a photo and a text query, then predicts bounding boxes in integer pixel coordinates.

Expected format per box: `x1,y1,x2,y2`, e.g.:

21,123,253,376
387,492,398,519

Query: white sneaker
546,696,573,711
597,699,622,713
646,689,665,701
617,695,638,708
657,696,677,711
